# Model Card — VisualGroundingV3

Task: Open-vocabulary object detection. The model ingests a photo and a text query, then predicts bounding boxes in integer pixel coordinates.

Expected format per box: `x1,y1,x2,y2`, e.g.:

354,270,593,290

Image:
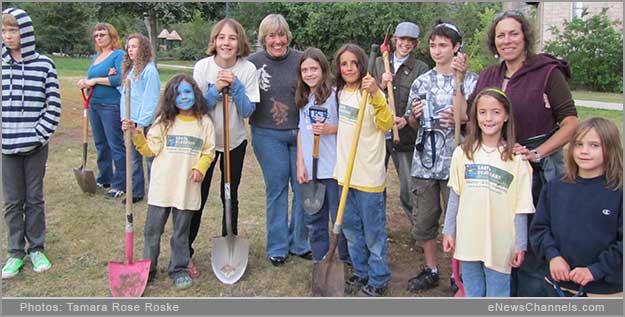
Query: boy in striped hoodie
1,7,61,279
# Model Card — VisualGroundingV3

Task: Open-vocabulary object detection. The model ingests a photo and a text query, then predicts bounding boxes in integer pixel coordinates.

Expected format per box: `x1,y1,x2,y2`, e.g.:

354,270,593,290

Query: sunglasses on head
93,33,108,39
493,9,525,22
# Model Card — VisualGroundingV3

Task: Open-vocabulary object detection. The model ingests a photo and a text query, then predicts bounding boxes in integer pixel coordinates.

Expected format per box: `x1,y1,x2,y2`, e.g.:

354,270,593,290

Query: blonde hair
2,13,18,27
93,22,122,53
206,18,251,58
257,14,292,49
122,34,153,81
563,117,623,190
463,88,516,162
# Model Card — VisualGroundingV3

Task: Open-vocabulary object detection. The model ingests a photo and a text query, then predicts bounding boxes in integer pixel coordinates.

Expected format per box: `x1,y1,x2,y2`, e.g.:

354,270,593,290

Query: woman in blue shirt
77,23,126,198
119,33,160,203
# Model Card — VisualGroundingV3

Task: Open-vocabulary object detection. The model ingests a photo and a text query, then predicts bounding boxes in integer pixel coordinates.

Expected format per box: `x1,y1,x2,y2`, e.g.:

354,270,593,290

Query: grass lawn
54,57,191,83
2,57,622,297
572,90,624,104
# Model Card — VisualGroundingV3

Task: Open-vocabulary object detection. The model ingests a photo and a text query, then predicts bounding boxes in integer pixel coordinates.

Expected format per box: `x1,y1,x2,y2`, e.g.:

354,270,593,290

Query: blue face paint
175,81,195,110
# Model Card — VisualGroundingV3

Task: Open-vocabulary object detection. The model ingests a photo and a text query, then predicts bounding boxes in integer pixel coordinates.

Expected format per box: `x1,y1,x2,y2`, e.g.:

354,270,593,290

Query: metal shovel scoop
211,87,249,285
108,80,151,297
302,106,328,214
73,88,97,194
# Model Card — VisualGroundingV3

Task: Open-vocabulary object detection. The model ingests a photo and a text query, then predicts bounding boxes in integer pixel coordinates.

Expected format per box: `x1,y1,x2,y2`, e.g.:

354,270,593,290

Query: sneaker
345,275,368,295
407,266,439,292
96,183,111,190
173,274,192,289
187,258,201,279
357,284,387,297
30,251,51,273
268,256,286,266
2,257,24,279
106,189,125,199
289,251,313,260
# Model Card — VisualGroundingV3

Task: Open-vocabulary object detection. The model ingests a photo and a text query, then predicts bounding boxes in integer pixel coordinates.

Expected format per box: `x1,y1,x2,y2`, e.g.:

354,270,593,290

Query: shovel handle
81,88,93,145
123,79,134,262
222,86,234,236
334,44,379,234
382,50,400,144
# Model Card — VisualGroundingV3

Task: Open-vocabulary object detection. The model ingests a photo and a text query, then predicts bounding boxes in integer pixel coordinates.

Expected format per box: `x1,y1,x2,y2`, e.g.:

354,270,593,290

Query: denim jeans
384,141,414,224
2,144,48,259
251,126,309,257
143,205,193,278
461,260,510,297
88,102,126,191
511,149,565,297
341,187,390,288
304,178,349,262
131,125,153,199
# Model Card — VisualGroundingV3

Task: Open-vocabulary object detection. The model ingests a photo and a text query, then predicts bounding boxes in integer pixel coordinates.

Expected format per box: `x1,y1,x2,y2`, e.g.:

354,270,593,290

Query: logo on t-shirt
338,103,358,124
166,135,204,154
257,64,272,92
464,164,513,193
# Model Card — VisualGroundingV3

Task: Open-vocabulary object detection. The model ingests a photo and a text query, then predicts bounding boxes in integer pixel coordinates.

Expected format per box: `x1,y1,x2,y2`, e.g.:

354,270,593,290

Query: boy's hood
2,7,38,63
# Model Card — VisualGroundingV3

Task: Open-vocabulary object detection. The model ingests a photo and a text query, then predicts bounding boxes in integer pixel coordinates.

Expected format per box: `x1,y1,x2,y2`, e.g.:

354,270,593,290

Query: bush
160,12,213,61
544,8,623,93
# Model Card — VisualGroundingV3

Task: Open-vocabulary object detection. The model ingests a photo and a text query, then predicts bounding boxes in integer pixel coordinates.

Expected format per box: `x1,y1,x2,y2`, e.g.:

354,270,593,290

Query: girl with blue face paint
122,74,216,289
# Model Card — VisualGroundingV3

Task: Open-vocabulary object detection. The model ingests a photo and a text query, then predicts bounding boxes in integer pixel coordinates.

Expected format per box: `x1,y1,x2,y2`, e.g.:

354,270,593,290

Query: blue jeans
88,102,126,191
341,187,390,288
131,125,153,199
304,179,349,262
251,126,309,257
461,260,510,297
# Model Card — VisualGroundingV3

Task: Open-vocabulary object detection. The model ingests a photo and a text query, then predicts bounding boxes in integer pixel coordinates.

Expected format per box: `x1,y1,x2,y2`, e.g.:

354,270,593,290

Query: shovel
380,24,400,144
73,88,97,194
452,258,465,297
301,106,328,214
312,44,379,297
211,86,250,285
108,79,151,297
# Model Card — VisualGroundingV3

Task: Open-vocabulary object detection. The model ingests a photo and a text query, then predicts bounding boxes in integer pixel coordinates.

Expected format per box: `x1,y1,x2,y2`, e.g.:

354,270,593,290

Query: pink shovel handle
452,258,465,297
125,231,134,264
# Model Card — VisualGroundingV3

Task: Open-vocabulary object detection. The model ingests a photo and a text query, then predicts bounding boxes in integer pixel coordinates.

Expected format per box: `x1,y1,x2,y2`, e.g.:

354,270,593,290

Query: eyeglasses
493,9,525,22
93,33,109,39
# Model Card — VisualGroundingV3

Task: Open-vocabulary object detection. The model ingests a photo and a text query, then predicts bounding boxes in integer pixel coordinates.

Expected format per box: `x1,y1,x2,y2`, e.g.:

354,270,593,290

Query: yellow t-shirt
333,88,392,192
448,145,535,274
134,114,216,211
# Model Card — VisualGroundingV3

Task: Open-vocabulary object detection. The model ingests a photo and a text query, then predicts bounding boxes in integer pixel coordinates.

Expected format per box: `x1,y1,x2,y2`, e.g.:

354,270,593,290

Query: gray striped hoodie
2,7,61,155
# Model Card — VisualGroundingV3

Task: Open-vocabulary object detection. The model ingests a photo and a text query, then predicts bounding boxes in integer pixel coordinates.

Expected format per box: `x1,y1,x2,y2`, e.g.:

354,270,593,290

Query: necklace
481,144,501,154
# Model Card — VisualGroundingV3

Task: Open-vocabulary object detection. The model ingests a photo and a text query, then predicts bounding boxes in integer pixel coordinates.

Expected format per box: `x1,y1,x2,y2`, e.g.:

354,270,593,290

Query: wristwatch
530,149,542,163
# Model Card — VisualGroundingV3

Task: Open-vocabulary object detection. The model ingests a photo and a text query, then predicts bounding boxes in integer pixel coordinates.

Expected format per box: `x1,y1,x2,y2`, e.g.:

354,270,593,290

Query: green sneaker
30,251,51,273
2,257,24,279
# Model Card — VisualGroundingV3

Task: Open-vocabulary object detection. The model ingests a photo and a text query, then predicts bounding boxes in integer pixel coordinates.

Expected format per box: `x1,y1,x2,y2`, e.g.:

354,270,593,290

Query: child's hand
394,116,408,129
411,99,423,119
121,119,139,135
451,52,467,80
442,234,455,253
361,74,379,95
569,267,595,286
296,161,308,185
549,256,571,282
510,250,525,268
439,106,455,128
381,72,393,88
216,70,236,90
190,169,204,183
312,122,326,135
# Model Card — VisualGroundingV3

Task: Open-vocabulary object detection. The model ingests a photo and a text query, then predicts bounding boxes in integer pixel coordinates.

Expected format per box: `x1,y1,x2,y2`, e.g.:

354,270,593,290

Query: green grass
157,59,195,67
577,106,623,134
572,90,624,104
53,57,191,82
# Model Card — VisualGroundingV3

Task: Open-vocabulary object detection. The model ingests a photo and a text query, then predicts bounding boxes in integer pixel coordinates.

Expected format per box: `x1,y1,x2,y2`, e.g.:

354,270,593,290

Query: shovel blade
301,181,326,215
211,235,249,285
311,256,344,297
73,167,97,194
108,259,151,297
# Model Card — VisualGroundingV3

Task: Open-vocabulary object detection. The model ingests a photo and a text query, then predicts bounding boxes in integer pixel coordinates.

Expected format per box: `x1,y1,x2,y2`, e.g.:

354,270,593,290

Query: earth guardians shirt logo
464,163,513,194
166,135,204,155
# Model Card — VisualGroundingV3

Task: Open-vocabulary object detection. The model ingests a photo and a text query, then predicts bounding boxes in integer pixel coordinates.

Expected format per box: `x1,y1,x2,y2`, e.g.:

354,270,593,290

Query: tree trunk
144,12,159,66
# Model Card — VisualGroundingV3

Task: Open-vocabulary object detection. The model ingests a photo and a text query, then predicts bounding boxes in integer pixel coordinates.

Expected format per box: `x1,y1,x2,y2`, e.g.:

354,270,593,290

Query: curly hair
122,33,154,81
154,74,208,134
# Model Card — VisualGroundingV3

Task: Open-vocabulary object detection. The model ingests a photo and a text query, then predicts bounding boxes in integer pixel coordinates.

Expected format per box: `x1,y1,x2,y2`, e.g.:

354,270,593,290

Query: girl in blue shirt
77,22,126,198
120,33,161,203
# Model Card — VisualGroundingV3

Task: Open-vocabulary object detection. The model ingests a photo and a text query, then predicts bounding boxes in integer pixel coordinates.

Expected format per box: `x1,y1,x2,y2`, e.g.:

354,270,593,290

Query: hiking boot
173,274,192,289
345,275,368,294
2,257,24,279
407,266,439,292
106,189,125,199
187,258,201,279
30,251,51,273
357,284,387,297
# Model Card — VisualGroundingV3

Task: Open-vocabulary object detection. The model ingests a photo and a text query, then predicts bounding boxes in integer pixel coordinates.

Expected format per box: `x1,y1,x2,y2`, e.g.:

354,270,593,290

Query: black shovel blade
301,180,325,215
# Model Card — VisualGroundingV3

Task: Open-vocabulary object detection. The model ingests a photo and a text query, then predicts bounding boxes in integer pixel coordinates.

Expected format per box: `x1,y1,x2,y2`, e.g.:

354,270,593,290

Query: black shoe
122,196,144,204
407,266,439,292
289,251,313,260
450,276,459,294
357,284,387,297
345,275,368,295
268,256,286,266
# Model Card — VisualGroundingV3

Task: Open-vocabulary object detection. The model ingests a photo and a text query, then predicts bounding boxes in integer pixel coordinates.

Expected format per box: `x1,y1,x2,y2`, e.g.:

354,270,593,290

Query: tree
544,8,623,92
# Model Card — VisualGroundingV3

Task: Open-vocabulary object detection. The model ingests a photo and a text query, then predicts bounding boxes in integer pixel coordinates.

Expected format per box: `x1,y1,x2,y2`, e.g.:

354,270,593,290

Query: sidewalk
575,99,623,111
